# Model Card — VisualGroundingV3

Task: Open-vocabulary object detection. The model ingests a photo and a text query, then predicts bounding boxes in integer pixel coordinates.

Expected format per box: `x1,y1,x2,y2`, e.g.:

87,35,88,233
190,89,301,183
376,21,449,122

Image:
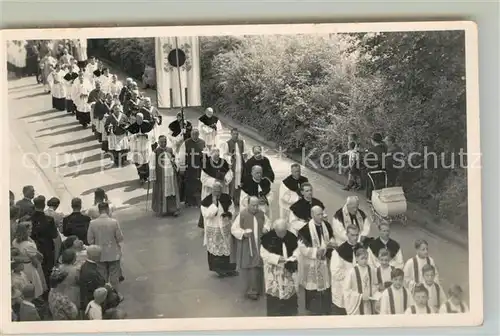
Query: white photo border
0,21,482,334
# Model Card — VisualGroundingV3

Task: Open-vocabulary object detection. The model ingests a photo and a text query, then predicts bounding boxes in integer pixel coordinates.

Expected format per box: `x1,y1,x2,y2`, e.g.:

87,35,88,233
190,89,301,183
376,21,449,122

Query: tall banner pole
174,37,185,127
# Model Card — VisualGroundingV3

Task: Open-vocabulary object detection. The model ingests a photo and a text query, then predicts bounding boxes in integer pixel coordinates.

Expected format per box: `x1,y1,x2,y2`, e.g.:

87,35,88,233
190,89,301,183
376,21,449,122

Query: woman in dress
47,268,79,320
11,222,47,299
57,249,81,309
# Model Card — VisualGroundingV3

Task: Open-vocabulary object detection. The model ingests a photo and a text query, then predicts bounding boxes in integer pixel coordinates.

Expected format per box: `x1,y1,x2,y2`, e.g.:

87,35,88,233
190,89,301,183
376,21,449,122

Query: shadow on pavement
58,152,109,168
30,113,74,123
37,120,80,132
35,125,86,138
63,163,115,178
64,143,102,155
51,134,95,148
15,91,47,100
19,108,58,119
81,179,140,196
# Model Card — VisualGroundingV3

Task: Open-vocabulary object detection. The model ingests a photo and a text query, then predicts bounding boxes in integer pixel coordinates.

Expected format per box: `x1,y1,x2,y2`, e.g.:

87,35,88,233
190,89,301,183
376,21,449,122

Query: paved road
8,73,469,319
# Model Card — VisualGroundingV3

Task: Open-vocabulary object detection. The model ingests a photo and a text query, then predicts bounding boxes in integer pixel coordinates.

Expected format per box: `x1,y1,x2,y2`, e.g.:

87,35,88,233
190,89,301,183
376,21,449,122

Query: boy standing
405,284,434,314
439,284,469,314
422,264,447,312
379,268,411,315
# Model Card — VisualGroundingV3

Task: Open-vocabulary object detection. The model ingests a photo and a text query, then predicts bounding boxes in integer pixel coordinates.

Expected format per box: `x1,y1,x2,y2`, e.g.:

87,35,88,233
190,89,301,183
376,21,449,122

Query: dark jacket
30,211,58,262
79,260,106,310
63,212,91,245
364,143,387,171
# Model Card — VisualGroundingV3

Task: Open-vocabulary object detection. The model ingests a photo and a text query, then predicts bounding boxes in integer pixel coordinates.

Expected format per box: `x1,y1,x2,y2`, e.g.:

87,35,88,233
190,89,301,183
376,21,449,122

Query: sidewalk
104,59,468,249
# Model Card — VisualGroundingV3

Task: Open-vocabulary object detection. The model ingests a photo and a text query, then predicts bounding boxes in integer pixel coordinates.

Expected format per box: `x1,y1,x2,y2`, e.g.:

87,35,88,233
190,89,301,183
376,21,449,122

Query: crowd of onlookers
10,185,126,321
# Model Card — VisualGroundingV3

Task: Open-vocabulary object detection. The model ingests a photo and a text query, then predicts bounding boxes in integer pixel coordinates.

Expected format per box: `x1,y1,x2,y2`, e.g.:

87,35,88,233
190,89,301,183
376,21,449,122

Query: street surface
8,73,469,319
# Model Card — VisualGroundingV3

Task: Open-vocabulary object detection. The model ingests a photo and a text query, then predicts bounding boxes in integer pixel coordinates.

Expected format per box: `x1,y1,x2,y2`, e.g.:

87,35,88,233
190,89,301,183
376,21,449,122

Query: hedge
89,34,468,229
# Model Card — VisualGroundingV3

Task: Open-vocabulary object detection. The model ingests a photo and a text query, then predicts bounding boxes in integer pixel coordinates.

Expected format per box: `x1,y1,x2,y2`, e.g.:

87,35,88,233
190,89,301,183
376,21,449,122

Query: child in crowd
73,239,88,269
11,258,31,294
379,268,412,315
343,247,377,315
403,239,440,292
19,284,41,321
343,141,361,191
375,248,394,292
422,264,447,312
405,283,434,314
439,284,469,314
85,287,108,320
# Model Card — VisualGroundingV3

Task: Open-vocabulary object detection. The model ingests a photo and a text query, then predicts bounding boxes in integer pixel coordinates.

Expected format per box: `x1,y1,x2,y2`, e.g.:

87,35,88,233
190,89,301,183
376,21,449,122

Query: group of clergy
199,160,469,317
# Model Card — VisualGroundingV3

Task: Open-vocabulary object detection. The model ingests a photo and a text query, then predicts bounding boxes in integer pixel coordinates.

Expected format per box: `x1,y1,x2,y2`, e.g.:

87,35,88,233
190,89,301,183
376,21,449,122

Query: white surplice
342,265,378,315
261,243,299,300
200,169,233,201
48,70,66,99
198,119,223,148
201,200,236,256
278,182,301,222
403,255,440,292
219,139,247,189
72,81,92,113
379,286,413,315
331,210,372,246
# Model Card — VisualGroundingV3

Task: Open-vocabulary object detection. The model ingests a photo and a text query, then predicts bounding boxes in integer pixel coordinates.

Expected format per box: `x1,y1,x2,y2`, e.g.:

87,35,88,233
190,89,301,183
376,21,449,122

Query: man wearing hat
363,132,388,201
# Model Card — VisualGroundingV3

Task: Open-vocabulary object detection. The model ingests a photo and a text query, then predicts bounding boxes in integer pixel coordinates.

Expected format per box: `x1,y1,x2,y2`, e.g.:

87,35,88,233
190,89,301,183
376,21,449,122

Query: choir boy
403,239,440,292
374,248,394,291
260,219,299,316
342,247,378,315
378,268,412,315
405,284,435,314
278,164,308,221
439,285,469,314
421,264,446,312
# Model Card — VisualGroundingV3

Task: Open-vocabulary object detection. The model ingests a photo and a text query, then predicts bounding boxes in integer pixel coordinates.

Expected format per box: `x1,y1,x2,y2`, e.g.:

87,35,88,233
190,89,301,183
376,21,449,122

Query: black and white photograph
1,22,482,333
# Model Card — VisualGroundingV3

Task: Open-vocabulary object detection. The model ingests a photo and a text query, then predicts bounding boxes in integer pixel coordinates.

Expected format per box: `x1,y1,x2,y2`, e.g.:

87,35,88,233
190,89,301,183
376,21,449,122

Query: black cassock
169,119,193,141
63,72,78,112
290,197,325,222
243,156,275,183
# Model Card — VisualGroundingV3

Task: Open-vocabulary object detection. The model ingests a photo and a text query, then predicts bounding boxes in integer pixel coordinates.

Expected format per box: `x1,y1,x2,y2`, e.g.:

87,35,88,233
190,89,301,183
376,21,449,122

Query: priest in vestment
127,113,155,183
365,221,404,269
92,93,114,146
239,165,273,218
200,148,233,201
104,104,130,166
201,182,237,277
243,146,275,183
177,129,206,207
261,219,299,316
150,135,181,217
88,81,106,137
231,196,271,300
198,107,222,150
220,128,247,206
140,97,162,151
331,196,372,246
288,183,326,235
48,63,66,111
168,112,193,153
279,163,309,221
72,71,92,128
329,225,363,315
297,206,336,315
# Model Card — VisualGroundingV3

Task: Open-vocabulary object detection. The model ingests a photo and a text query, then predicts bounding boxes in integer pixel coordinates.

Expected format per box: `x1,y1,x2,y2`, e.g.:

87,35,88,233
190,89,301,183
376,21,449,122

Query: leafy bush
200,32,468,229
88,38,155,80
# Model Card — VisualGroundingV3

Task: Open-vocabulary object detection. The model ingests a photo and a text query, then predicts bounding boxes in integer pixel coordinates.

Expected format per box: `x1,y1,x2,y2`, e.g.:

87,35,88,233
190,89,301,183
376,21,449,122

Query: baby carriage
367,170,407,226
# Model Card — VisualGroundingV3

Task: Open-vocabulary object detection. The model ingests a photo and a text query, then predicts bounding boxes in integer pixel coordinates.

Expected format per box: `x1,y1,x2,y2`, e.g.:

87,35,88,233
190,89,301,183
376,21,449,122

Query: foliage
200,32,468,229
88,38,155,80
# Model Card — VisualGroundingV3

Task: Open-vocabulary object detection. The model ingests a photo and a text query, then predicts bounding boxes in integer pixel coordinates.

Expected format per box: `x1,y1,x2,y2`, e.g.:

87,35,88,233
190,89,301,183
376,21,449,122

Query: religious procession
8,36,469,321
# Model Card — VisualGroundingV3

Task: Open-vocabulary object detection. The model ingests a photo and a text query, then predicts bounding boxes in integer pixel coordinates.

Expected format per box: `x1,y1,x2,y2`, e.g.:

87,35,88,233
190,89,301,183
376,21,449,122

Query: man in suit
63,197,91,245
15,185,35,220
18,284,41,321
363,132,388,202
30,195,60,291
79,245,122,312
87,202,124,289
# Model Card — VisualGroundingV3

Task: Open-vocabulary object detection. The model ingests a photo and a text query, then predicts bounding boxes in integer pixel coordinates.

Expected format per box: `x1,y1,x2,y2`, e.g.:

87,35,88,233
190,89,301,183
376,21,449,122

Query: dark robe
151,146,181,215
88,89,105,105
181,138,206,207
202,155,231,181
297,221,335,315
169,119,193,140
127,121,154,137
118,86,131,105
365,237,401,260
240,176,272,210
63,72,78,112
333,208,367,233
29,211,59,286
261,230,299,316
290,197,325,222
282,175,308,195
243,156,275,183
124,98,141,117
140,106,161,124
200,193,236,274
94,100,113,148
198,115,219,130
